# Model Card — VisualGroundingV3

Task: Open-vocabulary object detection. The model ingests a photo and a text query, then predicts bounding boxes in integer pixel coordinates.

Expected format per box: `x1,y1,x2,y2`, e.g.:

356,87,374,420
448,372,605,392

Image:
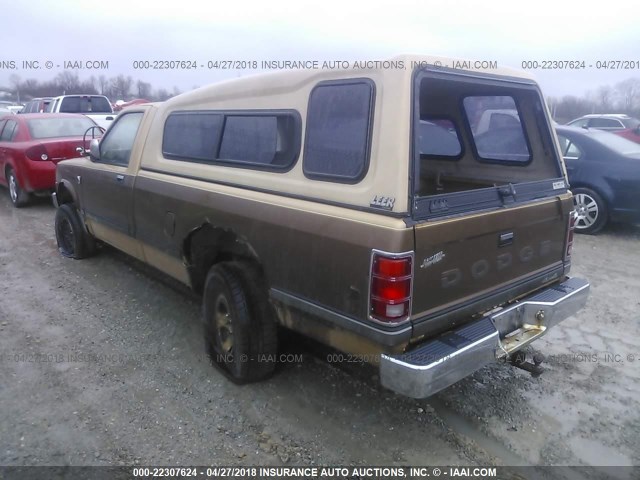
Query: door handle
116,174,125,182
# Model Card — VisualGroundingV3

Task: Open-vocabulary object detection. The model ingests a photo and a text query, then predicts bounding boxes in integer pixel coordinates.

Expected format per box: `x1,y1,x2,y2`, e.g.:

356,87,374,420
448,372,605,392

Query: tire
203,262,277,383
573,187,608,234
54,204,97,259
6,168,30,208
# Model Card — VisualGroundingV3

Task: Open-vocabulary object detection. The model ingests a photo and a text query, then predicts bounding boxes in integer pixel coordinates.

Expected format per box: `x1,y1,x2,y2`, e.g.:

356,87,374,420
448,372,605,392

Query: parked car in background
48,95,116,130
20,97,53,114
473,108,520,135
556,125,640,233
0,113,100,207
566,114,640,144
0,102,24,114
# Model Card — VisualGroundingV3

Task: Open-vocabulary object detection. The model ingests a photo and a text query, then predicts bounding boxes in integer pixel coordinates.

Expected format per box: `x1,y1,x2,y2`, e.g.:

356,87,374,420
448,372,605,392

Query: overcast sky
1,0,638,99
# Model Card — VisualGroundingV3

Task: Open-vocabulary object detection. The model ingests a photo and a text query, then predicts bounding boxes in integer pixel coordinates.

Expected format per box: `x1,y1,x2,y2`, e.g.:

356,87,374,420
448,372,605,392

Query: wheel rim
8,173,17,203
214,294,234,354
57,218,75,254
574,193,599,230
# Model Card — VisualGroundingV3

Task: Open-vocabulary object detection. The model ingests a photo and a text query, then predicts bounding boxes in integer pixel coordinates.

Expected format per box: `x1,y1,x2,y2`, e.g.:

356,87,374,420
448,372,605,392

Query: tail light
25,145,49,161
369,250,413,323
565,211,576,259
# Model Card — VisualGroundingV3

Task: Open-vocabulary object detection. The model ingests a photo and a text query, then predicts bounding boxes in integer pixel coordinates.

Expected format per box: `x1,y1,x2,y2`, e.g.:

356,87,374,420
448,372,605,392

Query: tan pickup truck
52,55,589,398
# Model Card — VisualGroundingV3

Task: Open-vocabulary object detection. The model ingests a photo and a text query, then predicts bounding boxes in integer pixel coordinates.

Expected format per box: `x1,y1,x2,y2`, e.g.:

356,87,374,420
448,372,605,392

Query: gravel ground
0,194,638,478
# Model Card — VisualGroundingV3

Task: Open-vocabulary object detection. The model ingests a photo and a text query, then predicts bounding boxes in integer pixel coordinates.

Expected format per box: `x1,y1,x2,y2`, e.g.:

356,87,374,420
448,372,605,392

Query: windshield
591,130,640,155
28,117,97,139
59,96,112,113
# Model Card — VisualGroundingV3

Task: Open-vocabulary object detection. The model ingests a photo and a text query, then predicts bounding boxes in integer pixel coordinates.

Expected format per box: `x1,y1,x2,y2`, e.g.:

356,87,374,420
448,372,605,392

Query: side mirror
89,138,101,161
82,125,105,159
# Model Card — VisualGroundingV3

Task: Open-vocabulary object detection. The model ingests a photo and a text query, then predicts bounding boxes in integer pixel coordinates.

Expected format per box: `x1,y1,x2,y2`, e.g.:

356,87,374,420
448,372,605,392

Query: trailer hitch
509,351,545,377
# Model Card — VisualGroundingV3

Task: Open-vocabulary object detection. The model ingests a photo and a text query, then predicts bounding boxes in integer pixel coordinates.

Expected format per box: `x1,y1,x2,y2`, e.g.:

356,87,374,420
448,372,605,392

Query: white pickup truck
46,95,116,130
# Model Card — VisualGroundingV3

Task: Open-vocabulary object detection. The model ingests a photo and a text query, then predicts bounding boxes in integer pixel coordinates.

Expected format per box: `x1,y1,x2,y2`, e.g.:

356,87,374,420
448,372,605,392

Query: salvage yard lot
0,195,638,475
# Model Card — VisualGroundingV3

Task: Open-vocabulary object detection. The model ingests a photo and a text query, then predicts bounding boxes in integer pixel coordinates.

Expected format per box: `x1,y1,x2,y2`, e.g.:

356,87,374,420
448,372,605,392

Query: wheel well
55,183,75,205
183,223,265,293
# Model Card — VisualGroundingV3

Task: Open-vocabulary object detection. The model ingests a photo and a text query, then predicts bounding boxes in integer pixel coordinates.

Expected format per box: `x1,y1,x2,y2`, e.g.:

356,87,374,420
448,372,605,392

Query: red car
0,113,100,207
566,114,640,144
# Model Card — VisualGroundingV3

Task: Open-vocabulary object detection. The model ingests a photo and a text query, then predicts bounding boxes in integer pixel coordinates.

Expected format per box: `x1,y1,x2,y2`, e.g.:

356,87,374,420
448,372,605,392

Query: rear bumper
19,160,56,192
379,276,589,398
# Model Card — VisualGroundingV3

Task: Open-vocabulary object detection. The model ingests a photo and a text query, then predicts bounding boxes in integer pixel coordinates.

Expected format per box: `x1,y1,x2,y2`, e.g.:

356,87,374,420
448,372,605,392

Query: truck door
81,111,144,257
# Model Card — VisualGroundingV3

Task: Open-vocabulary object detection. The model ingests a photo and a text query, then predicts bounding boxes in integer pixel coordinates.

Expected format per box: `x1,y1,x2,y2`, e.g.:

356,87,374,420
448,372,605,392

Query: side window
589,118,622,130
463,96,530,163
98,112,144,166
0,120,6,138
566,141,582,159
219,116,278,165
567,118,588,128
0,120,17,141
303,81,374,182
163,113,223,162
162,111,300,170
557,135,582,160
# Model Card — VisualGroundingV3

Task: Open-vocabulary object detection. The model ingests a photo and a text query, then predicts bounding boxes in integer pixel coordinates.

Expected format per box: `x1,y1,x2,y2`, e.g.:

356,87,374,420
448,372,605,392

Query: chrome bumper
51,191,59,208
380,276,590,398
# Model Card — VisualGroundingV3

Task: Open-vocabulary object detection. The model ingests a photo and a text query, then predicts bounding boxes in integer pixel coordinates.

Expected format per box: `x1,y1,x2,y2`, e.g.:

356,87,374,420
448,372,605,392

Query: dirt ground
0,193,638,478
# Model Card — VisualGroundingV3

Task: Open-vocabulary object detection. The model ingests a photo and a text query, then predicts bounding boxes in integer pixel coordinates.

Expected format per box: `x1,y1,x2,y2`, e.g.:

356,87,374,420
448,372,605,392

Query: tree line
4,72,185,103
547,78,640,123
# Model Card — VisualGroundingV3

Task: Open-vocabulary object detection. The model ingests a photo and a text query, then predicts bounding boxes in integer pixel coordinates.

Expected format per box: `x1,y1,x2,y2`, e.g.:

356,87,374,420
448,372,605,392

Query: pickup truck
46,95,116,130
52,56,590,398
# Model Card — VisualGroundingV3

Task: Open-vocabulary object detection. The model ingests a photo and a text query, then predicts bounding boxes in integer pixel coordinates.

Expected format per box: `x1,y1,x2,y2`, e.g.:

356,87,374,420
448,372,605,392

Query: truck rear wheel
203,262,277,383
54,204,97,259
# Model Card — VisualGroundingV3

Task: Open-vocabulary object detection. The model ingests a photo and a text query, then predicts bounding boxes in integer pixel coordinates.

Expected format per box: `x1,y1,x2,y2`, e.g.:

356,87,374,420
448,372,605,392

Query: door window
557,135,582,160
588,118,623,130
0,120,17,141
98,112,144,166
567,118,588,128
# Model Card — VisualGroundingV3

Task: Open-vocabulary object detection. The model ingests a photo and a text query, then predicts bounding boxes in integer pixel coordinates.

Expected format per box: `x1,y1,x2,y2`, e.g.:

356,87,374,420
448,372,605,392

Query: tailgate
411,196,571,321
